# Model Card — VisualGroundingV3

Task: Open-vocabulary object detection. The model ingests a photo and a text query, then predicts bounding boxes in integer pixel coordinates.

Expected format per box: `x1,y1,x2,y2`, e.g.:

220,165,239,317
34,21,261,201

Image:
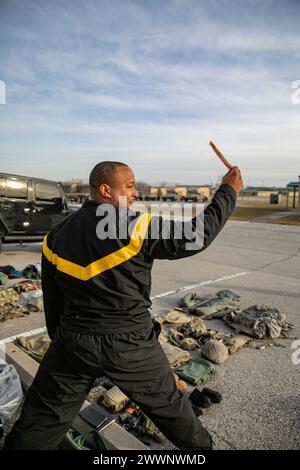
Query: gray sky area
0,0,299,186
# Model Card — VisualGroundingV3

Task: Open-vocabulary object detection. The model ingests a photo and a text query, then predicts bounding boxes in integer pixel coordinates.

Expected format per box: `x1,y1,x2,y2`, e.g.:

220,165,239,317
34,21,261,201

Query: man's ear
99,183,111,198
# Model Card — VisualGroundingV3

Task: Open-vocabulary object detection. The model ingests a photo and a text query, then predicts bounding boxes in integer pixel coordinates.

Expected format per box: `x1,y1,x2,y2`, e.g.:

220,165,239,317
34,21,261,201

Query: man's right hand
221,166,243,194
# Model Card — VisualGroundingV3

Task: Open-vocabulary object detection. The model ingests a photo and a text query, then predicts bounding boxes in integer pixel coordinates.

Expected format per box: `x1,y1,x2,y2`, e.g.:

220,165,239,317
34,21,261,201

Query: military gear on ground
200,329,223,344
175,358,217,385
168,328,200,350
157,326,169,345
141,416,166,443
178,317,207,338
16,335,51,363
0,288,26,322
161,342,191,367
162,309,192,324
87,385,107,404
0,282,42,322
0,302,28,322
120,407,166,443
102,386,129,412
179,337,200,350
202,339,228,364
223,334,252,354
5,324,212,450
180,289,240,317
223,305,293,339
211,307,236,319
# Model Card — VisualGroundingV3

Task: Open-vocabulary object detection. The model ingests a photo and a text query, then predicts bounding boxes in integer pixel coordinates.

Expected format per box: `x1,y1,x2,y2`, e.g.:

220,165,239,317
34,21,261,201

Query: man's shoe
189,388,211,408
202,387,222,403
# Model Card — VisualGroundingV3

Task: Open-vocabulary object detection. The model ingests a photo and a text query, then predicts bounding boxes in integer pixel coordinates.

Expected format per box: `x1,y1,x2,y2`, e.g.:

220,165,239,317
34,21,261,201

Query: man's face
105,166,138,208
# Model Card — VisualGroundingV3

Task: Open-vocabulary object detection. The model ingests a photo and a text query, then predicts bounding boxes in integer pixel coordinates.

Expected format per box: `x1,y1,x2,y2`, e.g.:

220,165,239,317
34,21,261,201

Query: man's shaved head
89,161,128,190
89,161,138,208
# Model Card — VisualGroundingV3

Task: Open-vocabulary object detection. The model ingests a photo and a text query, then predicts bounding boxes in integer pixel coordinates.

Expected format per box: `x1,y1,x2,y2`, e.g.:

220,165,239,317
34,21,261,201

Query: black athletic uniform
4,184,236,450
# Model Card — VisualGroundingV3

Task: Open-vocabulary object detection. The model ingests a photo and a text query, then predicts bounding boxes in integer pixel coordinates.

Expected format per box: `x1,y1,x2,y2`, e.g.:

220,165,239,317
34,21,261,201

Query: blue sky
0,0,299,186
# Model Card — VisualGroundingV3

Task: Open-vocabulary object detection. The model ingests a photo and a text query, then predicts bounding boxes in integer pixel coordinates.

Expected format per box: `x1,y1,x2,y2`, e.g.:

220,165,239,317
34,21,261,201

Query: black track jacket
42,184,236,338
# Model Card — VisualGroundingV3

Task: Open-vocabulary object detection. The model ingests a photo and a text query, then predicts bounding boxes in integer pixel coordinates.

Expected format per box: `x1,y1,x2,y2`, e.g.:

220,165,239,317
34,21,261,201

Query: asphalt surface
0,220,299,450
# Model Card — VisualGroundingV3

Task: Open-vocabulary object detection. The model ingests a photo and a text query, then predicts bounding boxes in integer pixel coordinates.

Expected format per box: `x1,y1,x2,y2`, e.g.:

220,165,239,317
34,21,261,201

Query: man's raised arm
144,167,243,260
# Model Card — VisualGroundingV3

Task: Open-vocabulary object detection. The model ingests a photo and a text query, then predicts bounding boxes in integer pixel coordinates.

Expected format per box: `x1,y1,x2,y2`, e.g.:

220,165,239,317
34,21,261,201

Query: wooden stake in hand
209,140,233,170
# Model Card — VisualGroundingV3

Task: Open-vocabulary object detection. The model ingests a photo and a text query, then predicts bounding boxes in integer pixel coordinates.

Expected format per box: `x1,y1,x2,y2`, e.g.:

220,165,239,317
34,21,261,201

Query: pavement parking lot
0,220,299,449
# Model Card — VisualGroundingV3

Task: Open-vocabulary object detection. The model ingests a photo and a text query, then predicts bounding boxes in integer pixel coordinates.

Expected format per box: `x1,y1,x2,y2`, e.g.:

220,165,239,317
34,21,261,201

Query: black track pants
4,322,212,450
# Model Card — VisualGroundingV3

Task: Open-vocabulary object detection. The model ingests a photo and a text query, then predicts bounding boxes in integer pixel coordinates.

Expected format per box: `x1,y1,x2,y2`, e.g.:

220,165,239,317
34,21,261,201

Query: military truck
161,191,178,202
181,190,208,203
144,188,160,201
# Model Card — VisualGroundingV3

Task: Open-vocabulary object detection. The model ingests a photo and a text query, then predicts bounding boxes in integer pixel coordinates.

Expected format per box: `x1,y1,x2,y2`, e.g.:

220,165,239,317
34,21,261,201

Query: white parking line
150,270,252,299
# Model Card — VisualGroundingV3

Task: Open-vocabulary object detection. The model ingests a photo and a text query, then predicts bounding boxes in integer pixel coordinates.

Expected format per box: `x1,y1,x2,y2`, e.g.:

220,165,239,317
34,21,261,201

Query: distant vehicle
0,173,72,251
135,191,144,201
144,195,158,201
181,191,208,203
161,191,178,202
144,193,159,201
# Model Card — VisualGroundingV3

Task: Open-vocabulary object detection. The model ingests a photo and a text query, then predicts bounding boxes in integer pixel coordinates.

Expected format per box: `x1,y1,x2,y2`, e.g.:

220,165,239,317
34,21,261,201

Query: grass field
230,196,300,224
266,213,300,225
229,206,286,220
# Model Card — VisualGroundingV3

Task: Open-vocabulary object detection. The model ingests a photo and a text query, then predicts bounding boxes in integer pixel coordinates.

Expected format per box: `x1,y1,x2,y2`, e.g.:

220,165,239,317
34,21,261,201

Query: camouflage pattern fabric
178,317,207,339
161,342,191,367
0,288,28,322
119,408,166,443
87,385,107,404
223,334,252,354
180,290,240,317
223,305,294,339
102,385,130,412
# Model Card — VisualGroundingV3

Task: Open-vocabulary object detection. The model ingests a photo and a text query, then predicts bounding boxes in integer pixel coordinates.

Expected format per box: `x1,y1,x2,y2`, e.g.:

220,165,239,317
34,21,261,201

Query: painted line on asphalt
150,270,252,300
